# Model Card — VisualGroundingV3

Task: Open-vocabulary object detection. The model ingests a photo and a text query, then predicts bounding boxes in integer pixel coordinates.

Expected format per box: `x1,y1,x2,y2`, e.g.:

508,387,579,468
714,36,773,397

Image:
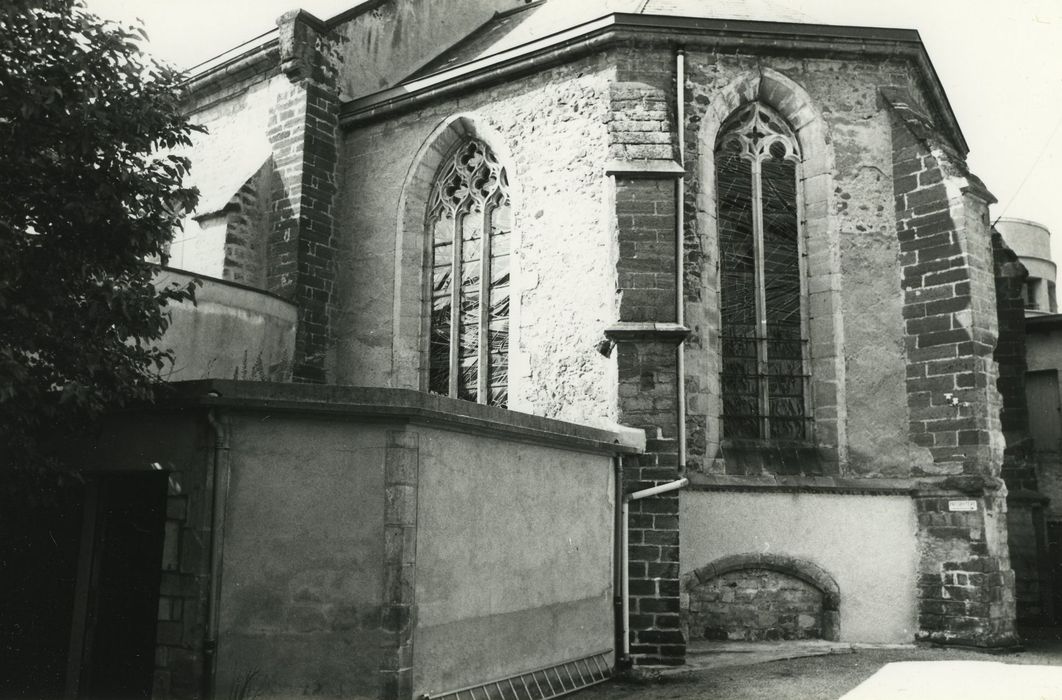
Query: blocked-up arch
682,552,841,641
689,67,846,470
392,114,517,391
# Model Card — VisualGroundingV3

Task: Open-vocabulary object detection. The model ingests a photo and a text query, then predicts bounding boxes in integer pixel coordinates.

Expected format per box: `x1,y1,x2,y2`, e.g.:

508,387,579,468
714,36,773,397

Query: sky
86,0,1062,266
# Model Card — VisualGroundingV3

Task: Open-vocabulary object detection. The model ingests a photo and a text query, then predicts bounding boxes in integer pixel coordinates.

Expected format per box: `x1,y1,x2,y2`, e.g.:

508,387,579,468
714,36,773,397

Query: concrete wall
215,416,389,700
997,218,1053,263
413,426,615,694
680,490,919,643
154,269,297,382
997,219,1056,314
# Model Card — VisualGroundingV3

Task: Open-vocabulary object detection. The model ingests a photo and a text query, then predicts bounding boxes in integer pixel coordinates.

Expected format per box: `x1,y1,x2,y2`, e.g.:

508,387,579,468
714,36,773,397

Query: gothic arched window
427,140,510,407
716,103,810,441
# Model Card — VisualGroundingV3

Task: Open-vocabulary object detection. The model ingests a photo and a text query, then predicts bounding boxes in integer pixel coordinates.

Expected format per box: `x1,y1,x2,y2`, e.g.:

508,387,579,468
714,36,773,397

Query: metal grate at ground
422,650,613,700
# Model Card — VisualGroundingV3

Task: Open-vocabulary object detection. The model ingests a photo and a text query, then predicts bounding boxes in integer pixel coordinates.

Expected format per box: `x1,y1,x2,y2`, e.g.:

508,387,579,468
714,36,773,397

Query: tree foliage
0,0,201,473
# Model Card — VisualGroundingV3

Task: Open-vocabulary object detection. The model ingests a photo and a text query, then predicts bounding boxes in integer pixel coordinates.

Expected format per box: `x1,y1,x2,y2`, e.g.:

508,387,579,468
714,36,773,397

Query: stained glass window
716,103,810,441
426,140,510,407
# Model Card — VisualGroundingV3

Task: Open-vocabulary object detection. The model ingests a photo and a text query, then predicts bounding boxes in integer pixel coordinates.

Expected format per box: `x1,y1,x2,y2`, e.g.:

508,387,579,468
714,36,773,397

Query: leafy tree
0,0,201,476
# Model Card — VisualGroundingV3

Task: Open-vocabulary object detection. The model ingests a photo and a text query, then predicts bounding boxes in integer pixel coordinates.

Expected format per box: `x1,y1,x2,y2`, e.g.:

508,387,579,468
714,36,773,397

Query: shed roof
412,0,814,77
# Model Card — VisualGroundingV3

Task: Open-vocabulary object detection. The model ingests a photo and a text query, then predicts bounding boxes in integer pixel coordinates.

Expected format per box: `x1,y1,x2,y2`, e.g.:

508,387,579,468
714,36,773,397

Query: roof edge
338,12,967,154
148,380,643,455
181,35,280,101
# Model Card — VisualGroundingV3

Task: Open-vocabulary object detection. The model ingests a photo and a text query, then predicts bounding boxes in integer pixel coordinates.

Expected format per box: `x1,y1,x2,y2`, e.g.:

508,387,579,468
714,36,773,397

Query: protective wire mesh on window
716,103,810,440
427,140,510,407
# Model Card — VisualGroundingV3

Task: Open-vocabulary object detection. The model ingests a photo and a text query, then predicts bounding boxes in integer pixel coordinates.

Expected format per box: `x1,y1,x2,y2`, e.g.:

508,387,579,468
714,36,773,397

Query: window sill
686,472,914,496
719,439,831,477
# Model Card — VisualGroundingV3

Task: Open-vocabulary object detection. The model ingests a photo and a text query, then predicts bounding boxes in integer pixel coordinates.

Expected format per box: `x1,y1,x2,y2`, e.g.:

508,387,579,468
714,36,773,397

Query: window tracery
427,140,510,407
716,103,810,441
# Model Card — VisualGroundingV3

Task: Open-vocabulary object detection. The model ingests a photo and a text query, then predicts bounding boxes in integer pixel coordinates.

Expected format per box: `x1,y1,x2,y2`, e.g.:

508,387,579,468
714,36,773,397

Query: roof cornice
182,30,280,96
339,12,967,155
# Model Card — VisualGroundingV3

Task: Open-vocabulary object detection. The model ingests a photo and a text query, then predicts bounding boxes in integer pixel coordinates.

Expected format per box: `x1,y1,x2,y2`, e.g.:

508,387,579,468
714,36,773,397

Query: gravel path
571,640,1062,700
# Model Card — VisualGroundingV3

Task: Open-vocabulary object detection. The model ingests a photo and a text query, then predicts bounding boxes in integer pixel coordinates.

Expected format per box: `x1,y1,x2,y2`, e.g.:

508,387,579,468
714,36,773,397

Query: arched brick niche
682,553,840,642
393,113,517,391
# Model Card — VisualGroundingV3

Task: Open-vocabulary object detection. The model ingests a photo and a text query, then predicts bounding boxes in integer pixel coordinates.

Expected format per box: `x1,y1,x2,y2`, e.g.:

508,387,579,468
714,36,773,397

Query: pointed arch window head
427,139,510,407
716,103,810,441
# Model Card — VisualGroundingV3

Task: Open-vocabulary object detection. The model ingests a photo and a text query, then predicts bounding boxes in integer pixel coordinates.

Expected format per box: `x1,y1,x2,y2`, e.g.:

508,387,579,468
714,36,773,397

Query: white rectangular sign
948,500,978,512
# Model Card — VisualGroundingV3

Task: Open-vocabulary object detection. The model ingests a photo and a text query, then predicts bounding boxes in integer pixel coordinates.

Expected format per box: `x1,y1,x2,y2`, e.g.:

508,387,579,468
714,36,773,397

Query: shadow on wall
682,553,841,642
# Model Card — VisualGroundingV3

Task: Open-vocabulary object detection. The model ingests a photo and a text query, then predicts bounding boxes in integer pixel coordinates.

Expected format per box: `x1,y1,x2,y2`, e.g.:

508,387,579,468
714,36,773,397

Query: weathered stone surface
687,568,827,642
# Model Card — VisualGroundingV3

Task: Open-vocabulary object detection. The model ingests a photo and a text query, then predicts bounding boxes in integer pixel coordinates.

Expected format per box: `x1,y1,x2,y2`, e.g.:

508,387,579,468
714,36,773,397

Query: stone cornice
138,380,643,456
605,160,685,178
181,34,280,100
338,12,967,154
688,473,915,496
605,322,690,344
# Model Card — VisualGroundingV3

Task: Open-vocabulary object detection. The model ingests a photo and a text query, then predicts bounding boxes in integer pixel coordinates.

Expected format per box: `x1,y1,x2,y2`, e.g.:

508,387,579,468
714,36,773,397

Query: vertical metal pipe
205,410,231,698
613,457,629,668
676,48,687,472
64,482,101,699
621,498,630,657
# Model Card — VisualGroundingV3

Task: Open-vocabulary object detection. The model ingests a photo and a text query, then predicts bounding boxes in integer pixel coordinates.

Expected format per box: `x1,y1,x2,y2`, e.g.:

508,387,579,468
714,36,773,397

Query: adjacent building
997,218,1057,316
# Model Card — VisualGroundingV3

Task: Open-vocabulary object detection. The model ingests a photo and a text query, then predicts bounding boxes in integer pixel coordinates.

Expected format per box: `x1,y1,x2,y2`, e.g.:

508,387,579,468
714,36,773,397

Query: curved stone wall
153,268,297,382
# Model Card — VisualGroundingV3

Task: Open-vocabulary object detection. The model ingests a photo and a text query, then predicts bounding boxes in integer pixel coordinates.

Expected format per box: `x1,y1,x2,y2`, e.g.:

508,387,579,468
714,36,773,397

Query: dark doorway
69,471,168,700
0,475,85,699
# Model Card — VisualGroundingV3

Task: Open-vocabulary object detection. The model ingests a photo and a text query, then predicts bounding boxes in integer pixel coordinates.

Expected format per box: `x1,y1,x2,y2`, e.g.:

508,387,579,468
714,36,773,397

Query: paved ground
572,631,1062,700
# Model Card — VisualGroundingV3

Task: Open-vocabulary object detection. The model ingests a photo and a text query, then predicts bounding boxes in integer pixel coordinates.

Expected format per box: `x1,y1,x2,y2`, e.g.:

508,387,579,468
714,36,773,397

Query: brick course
618,340,683,666
913,491,1017,647
264,14,341,384
616,179,678,323
885,87,1017,647
266,78,339,383
887,89,998,475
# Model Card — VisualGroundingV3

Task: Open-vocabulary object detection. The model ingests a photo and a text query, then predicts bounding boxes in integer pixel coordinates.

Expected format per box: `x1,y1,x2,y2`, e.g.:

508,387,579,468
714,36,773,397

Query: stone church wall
167,7,1026,671
681,51,927,478
335,53,620,429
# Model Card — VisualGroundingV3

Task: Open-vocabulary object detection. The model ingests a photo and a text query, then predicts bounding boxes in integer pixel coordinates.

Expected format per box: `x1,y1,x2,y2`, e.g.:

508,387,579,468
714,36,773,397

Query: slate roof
411,0,815,78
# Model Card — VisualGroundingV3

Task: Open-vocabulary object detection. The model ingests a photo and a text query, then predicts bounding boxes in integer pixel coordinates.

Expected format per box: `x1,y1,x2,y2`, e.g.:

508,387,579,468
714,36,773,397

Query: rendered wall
413,426,615,694
1027,324,1062,374
680,490,919,644
173,73,288,276
215,417,388,700
154,270,297,382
